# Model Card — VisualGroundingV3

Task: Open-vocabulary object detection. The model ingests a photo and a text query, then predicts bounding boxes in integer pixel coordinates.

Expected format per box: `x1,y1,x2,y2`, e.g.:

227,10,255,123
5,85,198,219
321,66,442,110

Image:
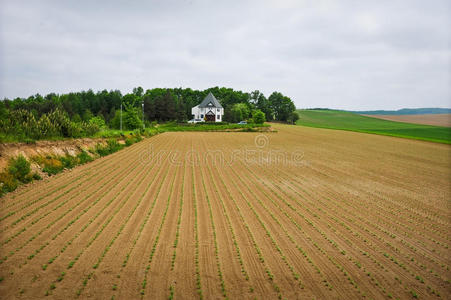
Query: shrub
83,122,100,136
60,155,77,169
89,116,106,130
252,109,266,124
0,172,18,195
8,155,31,183
96,139,123,156
287,111,299,124
107,139,122,152
24,138,36,144
241,127,258,132
42,158,64,175
68,122,83,138
77,151,93,164
32,172,42,180
125,138,134,146
95,144,110,157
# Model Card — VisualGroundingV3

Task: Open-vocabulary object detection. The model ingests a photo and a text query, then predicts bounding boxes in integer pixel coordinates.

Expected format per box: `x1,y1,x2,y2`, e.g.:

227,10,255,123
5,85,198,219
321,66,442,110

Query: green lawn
296,109,451,144
157,122,269,132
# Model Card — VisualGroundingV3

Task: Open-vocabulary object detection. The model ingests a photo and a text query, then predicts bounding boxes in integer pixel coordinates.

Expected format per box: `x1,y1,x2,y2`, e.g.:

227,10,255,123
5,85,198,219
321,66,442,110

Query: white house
191,92,224,122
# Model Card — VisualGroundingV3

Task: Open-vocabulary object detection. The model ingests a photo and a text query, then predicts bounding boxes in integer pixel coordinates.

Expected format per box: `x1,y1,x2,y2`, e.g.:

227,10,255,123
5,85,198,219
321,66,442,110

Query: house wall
191,107,224,122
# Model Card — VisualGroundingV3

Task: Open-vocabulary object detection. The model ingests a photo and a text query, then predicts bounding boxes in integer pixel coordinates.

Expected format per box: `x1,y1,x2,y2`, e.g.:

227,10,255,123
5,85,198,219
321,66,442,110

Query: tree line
0,87,298,136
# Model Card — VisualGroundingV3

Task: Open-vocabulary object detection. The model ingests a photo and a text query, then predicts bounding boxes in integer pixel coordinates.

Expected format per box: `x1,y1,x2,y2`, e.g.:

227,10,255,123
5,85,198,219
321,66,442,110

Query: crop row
170,163,186,271
0,154,143,269
140,166,177,298
295,162,449,248
199,166,227,298
76,158,165,297
46,161,153,295
227,166,332,291
192,162,203,299
228,158,368,298
210,164,283,299
0,141,135,222
203,164,251,285
275,165,448,294
255,164,394,296
112,160,172,297
251,160,443,298
1,154,129,247
3,133,151,209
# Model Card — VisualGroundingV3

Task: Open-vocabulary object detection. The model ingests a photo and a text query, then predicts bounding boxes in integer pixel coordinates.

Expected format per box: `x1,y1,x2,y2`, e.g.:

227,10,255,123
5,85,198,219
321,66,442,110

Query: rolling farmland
296,109,451,144
362,114,451,128
0,124,450,299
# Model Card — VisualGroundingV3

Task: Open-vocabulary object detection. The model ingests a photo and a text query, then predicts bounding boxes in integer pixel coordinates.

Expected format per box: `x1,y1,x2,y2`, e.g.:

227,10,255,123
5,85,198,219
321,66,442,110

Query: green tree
268,92,296,122
82,109,94,121
109,110,121,129
122,93,143,129
133,86,144,97
287,112,299,124
124,108,142,129
72,113,82,123
89,116,106,129
233,103,250,120
252,110,265,124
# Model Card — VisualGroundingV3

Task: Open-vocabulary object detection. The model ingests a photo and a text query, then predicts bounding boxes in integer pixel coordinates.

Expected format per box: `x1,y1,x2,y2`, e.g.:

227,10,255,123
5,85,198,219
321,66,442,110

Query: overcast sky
0,0,450,110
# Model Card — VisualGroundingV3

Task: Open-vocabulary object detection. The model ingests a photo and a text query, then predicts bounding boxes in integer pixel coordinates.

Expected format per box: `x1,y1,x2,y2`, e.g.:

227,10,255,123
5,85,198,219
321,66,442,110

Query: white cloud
0,0,450,110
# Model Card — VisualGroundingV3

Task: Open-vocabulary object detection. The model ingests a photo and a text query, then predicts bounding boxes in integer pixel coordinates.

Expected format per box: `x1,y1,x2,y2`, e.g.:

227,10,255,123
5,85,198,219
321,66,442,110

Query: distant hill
350,108,451,115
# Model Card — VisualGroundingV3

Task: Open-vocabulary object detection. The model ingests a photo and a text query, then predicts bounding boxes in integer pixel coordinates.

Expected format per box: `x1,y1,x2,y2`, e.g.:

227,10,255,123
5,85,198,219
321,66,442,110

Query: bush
134,134,142,142
68,122,83,138
0,155,43,196
24,138,36,144
83,122,100,136
60,155,77,169
252,110,266,124
287,112,299,124
107,139,122,152
96,139,123,156
0,172,18,195
42,158,64,175
8,155,31,183
89,116,106,130
77,151,93,164
125,138,135,146
32,172,42,180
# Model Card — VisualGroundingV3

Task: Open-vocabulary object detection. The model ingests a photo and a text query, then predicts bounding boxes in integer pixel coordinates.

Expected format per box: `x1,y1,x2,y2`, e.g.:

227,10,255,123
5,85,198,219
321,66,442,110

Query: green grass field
296,109,451,144
157,122,269,132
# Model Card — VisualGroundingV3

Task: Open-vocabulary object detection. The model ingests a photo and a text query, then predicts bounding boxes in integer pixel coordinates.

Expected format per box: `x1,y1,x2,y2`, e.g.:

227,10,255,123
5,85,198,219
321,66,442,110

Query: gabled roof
198,92,223,108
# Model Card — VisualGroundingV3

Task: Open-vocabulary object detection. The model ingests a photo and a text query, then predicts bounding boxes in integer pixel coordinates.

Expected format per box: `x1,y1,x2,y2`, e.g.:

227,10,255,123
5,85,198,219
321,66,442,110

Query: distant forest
0,87,297,140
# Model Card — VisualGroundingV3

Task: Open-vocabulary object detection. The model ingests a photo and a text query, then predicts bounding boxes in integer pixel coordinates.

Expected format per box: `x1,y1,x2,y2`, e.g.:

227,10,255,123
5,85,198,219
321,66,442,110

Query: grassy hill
296,109,451,144
350,107,451,115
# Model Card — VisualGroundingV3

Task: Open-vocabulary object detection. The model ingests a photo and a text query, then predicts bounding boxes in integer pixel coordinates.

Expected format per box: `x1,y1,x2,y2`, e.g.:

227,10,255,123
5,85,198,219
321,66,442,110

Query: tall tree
268,92,296,122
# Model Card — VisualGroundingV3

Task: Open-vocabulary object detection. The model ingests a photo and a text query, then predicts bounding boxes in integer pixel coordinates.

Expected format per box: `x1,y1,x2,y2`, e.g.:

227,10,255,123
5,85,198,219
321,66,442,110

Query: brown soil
362,113,451,127
0,138,107,173
0,125,449,299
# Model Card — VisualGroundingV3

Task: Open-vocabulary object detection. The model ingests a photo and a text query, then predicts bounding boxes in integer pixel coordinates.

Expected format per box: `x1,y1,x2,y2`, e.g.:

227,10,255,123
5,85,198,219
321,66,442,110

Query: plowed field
1,123,450,299
362,114,451,127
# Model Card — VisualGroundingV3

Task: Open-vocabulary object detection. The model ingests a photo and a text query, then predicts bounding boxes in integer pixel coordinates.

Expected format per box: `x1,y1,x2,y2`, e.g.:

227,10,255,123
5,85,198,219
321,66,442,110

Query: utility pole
120,102,122,132
142,101,145,129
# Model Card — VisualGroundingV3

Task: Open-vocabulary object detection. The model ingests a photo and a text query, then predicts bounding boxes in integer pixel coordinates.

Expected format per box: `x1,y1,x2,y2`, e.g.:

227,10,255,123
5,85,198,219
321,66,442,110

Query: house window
217,115,220,120
217,108,220,112
200,114,204,118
